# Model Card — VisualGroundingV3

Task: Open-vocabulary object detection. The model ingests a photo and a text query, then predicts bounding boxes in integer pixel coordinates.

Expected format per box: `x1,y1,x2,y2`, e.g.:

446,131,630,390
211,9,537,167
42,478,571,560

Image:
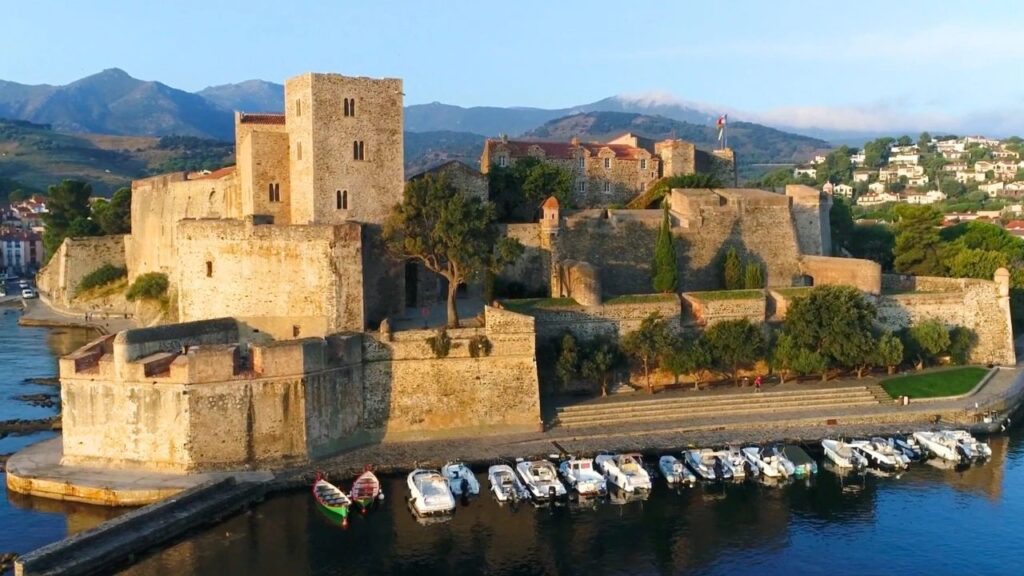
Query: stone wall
799,255,882,294
785,185,831,256
496,223,549,298
555,212,659,296
175,218,365,339
683,291,767,326
362,306,540,440
526,297,682,341
36,235,127,308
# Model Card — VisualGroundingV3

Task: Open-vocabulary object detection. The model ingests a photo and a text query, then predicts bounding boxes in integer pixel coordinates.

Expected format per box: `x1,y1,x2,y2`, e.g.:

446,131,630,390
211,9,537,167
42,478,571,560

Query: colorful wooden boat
350,468,384,511
313,472,351,519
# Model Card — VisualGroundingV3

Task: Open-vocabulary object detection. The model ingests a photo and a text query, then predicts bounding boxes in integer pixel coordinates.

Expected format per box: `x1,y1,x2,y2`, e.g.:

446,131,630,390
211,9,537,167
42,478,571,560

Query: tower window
353,141,365,161
578,156,585,170
344,98,356,117
640,158,647,170
205,261,213,277
297,141,302,161
268,183,281,203
604,158,611,169
293,325,301,338
295,99,301,117
498,155,508,168
337,190,348,210
603,181,611,193
577,180,586,193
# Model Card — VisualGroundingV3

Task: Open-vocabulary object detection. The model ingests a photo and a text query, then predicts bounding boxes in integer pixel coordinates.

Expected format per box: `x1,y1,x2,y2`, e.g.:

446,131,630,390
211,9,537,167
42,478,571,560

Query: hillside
524,111,829,168
198,80,285,114
404,130,485,176
0,119,233,196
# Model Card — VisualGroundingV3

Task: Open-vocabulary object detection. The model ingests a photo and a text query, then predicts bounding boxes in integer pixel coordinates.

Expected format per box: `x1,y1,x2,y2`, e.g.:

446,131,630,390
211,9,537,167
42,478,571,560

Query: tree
817,146,853,184
384,173,523,327
722,246,743,290
92,187,132,235
863,137,894,168
939,177,967,199
488,156,572,222
771,331,800,384
948,326,977,366
876,331,904,374
555,333,580,389
918,132,932,150
664,337,714,391
41,179,99,259
784,285,877,378
743,261,764,289
581,338,619,396
7,189,27,203
621,313,672,393
705,319,764,386
830,196,855,255
892,205,945,276
850,223,895,270
896,135,913,147
905,319,951,370
651,202,679,293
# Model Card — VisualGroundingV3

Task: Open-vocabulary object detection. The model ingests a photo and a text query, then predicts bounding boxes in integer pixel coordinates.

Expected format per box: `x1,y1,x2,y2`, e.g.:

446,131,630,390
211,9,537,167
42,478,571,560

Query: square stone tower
284,73,404,226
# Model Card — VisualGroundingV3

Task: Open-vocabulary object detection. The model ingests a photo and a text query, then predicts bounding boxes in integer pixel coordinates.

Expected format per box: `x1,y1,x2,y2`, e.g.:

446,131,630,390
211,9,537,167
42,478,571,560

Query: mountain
524,111,829,168
0,69,233,139
197,80,284,114
404,130,485,176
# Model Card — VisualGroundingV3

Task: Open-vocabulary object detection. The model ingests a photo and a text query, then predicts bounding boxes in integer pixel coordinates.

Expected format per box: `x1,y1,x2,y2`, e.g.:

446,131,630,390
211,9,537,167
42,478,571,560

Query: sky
4,0,1024,134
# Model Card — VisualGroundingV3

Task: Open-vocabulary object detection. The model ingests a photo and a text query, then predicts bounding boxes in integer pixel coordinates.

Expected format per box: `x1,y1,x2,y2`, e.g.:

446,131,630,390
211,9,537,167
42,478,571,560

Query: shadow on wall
686,219,774,292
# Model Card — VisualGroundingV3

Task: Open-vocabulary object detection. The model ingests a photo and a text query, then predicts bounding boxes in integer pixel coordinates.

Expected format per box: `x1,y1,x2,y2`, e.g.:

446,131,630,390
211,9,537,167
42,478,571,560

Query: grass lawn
687,289,763,301
880,366,989,399
604,293,678,305
500,298,578,313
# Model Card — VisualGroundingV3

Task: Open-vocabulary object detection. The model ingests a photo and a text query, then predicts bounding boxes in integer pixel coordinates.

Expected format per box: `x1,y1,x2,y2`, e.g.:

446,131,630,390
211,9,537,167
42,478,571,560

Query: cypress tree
651,202,679,293
744,261,764,289
722,246,743,290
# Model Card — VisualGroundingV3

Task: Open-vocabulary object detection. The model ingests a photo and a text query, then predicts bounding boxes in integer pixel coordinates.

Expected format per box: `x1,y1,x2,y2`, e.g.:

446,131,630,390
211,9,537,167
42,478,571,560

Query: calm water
0,310,121,555
121,430,1024,576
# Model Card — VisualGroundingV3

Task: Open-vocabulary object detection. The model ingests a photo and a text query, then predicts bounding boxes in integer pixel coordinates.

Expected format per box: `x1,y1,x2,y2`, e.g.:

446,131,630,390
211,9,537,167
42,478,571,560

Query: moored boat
487,464,528,503
558,457,608,497
683,449,730,482
313,472,351,520
890,434,925,461
442,461,481,497
594,453,653,492
407,469,456,517
658,455,697,486
781,444,818,477
516,460,568,501
945,430,992,460
913,431,969,464
822,439,867,470
851,438,909,472
741,446,792,479
349,468,385,511
716,447,754,480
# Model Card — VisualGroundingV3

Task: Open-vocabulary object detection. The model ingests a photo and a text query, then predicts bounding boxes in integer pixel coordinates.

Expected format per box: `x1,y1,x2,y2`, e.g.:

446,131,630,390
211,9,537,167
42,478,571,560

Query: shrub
75,264,126,295
126,272,169,301
468,335,492,358
426,328,452,358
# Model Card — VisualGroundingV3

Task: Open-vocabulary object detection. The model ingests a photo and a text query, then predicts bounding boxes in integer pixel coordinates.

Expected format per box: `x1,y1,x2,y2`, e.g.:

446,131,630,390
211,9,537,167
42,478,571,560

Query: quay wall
35,235,127,308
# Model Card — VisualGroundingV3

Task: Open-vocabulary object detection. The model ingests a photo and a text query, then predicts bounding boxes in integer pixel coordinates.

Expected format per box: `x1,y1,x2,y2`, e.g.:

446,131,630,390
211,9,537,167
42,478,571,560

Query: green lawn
880,367,989,399
604,293,678,305
500,298,578,313
687,289,763,301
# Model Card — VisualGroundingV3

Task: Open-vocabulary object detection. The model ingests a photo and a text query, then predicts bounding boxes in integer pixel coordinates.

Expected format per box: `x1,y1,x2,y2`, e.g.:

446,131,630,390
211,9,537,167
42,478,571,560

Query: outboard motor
549,485,557,500
956,444,971,466
461,478,470,496
713,458,725,481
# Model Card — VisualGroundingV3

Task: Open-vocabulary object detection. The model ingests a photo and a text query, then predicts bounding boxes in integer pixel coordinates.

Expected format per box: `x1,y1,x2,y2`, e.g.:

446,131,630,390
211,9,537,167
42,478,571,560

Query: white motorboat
945,430,993,460
822,439,868,470
889,434,925,461
558,457,608,497
741,446,792,479
716,447,753,479
487,464,528,503
913,431,970,464
407,469,456,517
516,460,568,501
658,455,697,486
683,449,731,481
442,461,480,497
851,438,909,472
594,453,653,492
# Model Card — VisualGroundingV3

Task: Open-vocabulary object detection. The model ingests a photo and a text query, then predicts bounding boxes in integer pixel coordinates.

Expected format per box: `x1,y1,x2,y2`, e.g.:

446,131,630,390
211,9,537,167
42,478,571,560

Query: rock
14,393,58,409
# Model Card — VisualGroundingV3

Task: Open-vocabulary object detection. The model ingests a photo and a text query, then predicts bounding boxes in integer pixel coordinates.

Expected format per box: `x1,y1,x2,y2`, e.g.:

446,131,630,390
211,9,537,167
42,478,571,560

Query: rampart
36,235,127,308
516,297,682,341
799,255,882,294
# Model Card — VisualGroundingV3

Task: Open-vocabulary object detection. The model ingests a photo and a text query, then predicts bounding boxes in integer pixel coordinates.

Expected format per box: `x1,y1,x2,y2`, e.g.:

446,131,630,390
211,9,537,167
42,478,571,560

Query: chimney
570,136,579,146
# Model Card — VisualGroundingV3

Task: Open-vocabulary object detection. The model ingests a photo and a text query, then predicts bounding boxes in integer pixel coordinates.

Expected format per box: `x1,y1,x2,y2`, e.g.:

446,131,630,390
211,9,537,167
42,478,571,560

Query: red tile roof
239,113,286,125
542,196,560,209
489,139,647,160
1004,220,1024,230
187,166,236,180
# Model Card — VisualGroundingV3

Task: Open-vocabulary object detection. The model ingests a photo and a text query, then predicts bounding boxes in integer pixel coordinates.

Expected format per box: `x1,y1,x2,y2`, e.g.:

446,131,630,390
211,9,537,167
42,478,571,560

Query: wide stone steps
550,386,880,429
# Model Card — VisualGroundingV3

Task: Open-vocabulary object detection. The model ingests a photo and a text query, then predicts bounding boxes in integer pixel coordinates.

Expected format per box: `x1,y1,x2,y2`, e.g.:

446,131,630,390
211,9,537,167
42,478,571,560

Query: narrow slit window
297,141,302,161
205,261,213,277
337,190,348,210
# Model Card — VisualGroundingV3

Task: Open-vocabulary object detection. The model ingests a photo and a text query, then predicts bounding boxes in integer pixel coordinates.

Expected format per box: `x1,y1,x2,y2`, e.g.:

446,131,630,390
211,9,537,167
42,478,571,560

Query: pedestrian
754,375,762,393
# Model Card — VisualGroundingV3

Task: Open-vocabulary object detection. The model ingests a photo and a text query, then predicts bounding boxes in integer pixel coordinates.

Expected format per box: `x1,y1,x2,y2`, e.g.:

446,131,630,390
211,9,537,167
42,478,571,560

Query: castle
30,71,1017,476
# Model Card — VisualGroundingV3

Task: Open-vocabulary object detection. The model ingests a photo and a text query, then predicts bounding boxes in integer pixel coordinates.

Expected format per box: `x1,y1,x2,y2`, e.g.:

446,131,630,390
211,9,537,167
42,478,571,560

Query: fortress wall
175,219,365,339
556,217,659,296
239,129,291,224
683,292,767,326
36,234,126,308
528,298,682,341
127,171,238,282
800,255,882,294
786,185,831,256
498,223,549,296
362,307,540,439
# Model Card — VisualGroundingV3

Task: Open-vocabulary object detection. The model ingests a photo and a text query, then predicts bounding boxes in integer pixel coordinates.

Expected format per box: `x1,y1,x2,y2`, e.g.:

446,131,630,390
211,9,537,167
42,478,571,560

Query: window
205,261,213,278
640,158,647,170
577,155,585,169
292,325,301,338
337,190,348,210
297,141,302,161
604,158,611,169
295,99,301,116
640,182,646,191
577,180,586,193
343,98,356,117
498,155,508,168
268,183,281,203
353,140,365,161
603,181,611,193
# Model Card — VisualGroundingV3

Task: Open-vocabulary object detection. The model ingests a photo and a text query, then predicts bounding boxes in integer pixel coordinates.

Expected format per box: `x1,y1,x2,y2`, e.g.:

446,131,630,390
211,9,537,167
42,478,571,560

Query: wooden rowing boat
350,468,384,510
313,472,351,519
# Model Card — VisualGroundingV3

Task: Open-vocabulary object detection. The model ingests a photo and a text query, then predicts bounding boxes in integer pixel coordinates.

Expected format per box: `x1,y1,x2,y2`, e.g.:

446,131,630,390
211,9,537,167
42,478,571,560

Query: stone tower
284,73,404,226
786,184,832,256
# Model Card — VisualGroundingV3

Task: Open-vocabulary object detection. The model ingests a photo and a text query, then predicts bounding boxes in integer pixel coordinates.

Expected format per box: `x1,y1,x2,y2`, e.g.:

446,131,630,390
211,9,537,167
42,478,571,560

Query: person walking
754,375,763,393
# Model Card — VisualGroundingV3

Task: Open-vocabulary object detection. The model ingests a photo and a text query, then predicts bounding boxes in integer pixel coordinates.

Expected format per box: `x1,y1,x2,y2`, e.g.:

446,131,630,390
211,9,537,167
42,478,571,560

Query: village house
853,169,873,183
0,227,44,275
868,181,887,194
1004,220,1024,238
890,153,920,165
793,166,817,179
906,190,946,205
957,170,987,184
980,181,1005,196
856,191,901,206
850,152,866,166
833,183,855,198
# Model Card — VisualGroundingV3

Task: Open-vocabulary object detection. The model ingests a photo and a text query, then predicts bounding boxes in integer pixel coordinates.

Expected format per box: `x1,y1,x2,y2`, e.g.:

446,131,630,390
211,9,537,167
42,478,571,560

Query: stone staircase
549,386,881,430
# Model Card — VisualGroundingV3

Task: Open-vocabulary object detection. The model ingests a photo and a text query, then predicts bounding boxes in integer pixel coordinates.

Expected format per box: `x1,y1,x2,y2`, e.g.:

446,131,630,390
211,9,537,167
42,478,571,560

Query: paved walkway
17,297,136,335
390,297,485,330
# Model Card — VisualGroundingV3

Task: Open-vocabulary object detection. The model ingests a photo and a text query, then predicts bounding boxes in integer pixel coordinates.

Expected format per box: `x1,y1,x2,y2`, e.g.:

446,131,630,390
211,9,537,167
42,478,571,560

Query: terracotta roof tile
239,113,286,125
542,196,560,209
187,166,236,180
489,139,647,160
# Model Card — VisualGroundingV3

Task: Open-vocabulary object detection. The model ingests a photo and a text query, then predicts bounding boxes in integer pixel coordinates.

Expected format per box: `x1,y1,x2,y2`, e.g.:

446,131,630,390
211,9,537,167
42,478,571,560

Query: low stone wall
683,291,766,326
36,235,127,308
527,297,682,341
800,255,881,294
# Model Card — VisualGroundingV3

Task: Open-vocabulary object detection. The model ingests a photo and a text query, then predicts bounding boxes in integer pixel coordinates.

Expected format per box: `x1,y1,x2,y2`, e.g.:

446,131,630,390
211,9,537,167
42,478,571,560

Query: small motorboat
741,446,792,479
945,430,993,460
594,453,653,492
716,447,754,480
913,431,970,464
313,472,351,520
658,455,697,486
407,469,456,517
851,438,909,472
683,449,730,481
558,457,608,497
349,468,385,511
822,439,867,470
442,461,480,497
889,434,925,461
487,464,528,503
516,460,568,501
781,444,818,477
